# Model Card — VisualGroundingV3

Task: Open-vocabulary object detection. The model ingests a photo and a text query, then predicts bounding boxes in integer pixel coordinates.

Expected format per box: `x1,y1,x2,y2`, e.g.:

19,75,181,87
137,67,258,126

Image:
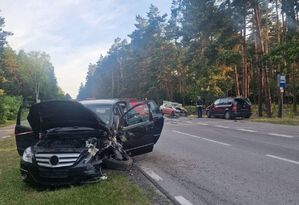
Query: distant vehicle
206,97,252,119
159,101,187,117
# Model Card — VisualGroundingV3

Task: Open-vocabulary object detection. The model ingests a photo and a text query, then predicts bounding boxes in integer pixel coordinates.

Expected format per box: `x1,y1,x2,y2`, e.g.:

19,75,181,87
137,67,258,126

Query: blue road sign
279,75,286,88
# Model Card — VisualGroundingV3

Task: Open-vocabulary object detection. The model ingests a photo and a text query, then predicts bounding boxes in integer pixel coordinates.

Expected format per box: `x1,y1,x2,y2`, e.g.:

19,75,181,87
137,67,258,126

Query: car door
117,102,155,156
148,100,164,144
15,106,38,156
211,99,220,116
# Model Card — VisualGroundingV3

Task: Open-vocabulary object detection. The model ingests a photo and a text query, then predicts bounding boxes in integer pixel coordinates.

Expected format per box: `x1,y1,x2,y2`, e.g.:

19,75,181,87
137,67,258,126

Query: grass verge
250,116,299,126
0,120,15,127
0,137,150,205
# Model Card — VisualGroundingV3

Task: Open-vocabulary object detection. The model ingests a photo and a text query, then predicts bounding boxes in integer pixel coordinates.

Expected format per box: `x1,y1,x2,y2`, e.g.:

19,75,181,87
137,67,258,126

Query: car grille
35,153,80,168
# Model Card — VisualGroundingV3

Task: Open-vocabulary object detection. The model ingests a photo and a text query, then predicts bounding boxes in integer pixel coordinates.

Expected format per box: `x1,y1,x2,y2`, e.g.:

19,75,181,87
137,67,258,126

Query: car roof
80,99,120,105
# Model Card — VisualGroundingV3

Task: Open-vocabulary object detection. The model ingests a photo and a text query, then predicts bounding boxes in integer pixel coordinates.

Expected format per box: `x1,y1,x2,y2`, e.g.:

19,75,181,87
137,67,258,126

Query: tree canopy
78,1,299,116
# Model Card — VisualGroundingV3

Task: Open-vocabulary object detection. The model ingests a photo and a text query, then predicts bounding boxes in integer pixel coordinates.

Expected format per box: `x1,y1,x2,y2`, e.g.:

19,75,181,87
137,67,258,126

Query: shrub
0,95,22,124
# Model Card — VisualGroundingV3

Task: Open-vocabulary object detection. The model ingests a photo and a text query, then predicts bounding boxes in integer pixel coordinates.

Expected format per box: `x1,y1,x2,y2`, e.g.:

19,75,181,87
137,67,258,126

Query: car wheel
224,111,231,120
103,156,133,171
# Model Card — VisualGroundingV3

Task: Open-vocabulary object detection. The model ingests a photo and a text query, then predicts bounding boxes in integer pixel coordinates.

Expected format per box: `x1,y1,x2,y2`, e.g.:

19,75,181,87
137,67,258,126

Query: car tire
102,156,133,171
224,111,231,120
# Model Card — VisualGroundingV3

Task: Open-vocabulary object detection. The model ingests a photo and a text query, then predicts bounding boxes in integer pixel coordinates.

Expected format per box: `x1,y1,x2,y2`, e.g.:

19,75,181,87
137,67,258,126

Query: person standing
196,96,203,118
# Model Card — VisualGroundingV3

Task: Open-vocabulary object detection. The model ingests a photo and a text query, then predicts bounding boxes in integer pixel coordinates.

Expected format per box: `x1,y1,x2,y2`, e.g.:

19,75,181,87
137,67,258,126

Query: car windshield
83,104,112,125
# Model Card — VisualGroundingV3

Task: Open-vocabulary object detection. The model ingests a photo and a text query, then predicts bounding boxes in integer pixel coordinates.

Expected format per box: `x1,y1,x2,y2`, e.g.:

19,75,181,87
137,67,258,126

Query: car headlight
22,147,33,163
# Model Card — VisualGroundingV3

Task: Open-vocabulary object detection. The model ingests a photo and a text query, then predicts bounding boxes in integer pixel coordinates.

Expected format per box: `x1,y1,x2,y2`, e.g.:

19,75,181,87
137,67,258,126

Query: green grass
250,104,299,126
0,120,15,127
0,137,150,205
250,116,299,125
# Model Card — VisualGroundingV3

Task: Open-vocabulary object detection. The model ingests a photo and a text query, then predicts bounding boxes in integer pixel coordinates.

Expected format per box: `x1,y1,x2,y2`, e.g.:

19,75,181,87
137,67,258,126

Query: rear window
234,98,251,106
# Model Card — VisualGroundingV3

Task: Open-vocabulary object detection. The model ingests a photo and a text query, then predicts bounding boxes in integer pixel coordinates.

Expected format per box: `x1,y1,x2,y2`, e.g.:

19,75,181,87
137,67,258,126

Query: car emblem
50,155,59,166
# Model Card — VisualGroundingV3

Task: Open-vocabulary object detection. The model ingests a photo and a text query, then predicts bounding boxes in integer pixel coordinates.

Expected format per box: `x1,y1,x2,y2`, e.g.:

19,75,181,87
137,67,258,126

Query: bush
0,95,22,124
185,105,196,115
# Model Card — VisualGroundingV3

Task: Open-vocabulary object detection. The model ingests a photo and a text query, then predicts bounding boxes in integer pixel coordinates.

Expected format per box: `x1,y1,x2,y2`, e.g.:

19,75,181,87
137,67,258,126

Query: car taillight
232,103,237,112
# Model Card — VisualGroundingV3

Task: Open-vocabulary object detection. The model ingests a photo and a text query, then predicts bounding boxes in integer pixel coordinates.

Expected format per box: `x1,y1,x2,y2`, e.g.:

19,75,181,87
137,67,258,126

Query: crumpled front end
20,129,106,186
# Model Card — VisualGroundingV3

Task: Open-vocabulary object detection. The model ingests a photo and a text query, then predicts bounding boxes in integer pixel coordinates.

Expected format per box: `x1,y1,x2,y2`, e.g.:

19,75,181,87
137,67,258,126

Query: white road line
172,130,231,146
267,133,294,138
197,122,208,126
1,135,11,139
266,154,299,165
142,167,163,181
175,196,193,205
236,128,257,133
214,125,229,129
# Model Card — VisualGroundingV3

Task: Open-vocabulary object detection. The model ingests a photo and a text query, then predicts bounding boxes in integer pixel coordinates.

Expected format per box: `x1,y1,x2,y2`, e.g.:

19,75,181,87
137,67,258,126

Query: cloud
0,0,171,98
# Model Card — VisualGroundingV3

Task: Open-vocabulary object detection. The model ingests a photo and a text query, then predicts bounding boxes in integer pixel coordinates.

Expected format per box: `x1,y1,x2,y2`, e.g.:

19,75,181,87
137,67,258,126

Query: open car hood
28,100,108,133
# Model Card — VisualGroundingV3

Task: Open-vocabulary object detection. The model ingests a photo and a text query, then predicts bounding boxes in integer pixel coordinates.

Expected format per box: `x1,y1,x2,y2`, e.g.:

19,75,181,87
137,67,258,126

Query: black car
206,97,252,119
15,100,164,186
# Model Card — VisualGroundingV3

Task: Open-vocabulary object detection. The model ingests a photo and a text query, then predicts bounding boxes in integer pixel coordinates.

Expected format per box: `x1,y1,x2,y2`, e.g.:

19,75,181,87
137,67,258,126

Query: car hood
27,100,109,133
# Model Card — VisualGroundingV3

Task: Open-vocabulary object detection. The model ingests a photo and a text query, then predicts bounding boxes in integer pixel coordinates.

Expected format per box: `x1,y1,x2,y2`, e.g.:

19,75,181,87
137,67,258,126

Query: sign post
277,74,286,118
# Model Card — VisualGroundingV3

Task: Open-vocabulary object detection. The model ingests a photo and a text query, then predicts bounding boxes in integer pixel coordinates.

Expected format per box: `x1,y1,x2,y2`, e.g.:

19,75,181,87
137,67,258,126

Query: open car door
118,102,155,156
148,100,164,144
15,106,38,156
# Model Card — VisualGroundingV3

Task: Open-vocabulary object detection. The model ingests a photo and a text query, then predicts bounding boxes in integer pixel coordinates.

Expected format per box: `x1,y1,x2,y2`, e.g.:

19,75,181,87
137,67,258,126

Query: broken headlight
22,147,33,163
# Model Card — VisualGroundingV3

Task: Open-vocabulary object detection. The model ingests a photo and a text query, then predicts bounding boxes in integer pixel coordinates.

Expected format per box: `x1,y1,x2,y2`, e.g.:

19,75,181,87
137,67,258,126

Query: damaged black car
15,100,164,186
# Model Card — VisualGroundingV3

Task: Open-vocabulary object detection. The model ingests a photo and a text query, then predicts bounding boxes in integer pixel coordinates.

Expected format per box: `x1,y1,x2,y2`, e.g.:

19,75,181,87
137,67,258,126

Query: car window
214,99,220,105
227,98,233,105
126,104,150,126
19,107,30,128
83,104,112,125
219,98,226,105
148,101,159,114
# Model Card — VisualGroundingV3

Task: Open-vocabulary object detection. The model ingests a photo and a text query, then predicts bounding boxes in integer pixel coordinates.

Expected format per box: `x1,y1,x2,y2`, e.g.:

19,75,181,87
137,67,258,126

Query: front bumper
20,159,102,186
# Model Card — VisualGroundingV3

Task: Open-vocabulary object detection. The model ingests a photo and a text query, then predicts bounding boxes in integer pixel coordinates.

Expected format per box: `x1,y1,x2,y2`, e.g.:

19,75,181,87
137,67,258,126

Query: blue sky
0,0,172,98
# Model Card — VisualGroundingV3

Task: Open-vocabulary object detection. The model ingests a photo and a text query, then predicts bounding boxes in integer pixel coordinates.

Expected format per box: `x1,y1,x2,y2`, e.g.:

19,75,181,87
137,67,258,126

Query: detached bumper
20,160,102,186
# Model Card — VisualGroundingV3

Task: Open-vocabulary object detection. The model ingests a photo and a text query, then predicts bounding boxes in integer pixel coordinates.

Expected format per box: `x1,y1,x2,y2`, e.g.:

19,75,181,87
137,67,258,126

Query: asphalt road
0,124,14,139
135,117,299,205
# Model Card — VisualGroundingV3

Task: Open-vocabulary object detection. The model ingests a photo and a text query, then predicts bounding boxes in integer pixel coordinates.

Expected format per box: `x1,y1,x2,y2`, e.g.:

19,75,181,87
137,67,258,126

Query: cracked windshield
0,0,298,205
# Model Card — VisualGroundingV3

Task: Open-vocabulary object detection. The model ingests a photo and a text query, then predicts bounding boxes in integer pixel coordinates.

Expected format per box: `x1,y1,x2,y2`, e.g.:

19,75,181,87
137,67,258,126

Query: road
135,117,299,205
0,124,14,140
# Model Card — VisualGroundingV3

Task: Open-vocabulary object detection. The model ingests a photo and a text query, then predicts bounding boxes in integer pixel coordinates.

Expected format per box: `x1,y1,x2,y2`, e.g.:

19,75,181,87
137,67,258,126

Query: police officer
196,96,203,118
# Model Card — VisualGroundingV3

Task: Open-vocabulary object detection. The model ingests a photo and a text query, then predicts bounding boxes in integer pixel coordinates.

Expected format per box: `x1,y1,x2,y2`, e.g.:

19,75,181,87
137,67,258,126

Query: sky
0,0,172,98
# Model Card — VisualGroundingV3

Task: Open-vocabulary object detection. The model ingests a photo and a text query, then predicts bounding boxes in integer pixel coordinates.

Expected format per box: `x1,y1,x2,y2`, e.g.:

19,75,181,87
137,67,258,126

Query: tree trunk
234,65,240,96
264,0,272,117
253,3,264,117
242,13,248,98
292,62,297,113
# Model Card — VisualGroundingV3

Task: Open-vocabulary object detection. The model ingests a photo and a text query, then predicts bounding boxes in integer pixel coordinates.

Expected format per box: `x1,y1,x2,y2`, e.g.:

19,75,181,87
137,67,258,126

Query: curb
135,164,180,205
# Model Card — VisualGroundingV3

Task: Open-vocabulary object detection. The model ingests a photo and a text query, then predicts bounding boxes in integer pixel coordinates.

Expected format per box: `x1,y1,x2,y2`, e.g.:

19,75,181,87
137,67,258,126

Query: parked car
206,97,252,119
159,101,187,117
15,100,164,185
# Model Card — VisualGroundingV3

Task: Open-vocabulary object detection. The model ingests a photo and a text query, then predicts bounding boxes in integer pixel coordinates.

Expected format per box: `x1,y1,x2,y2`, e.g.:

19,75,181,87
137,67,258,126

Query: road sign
279,75,286,88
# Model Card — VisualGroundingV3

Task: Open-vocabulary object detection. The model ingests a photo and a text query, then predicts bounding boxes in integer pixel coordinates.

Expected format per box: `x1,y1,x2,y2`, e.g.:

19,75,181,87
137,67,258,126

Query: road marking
175,196,193,205
172,130,231,146
266,154,299,165
142,167,163,181
197,122,208,126
236,128,257,133
214,125,229,129
267,133,294,138
185,121,193,124
1,135,11,139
